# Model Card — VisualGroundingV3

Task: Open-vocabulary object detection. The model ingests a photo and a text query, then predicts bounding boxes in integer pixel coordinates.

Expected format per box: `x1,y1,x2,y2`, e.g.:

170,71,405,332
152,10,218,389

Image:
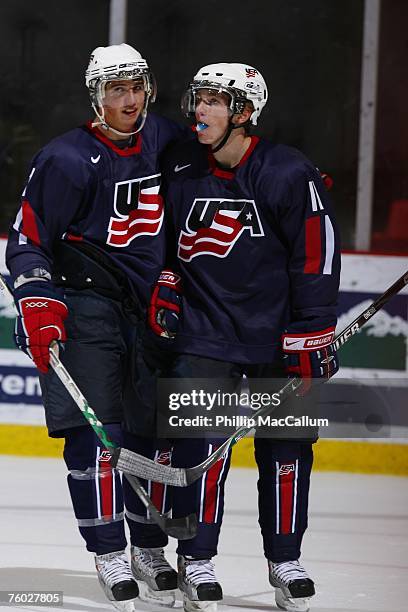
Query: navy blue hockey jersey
162,135,341,363
6,113,186,308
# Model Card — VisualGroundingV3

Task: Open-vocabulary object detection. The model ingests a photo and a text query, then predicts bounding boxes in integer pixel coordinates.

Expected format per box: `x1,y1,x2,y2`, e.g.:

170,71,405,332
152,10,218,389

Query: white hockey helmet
85,43,156,136
181,62,268,126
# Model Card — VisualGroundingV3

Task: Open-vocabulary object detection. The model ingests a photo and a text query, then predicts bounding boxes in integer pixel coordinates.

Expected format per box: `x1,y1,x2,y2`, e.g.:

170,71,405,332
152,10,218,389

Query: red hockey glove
282,327,338,394
148,270,182,338
320,172,334,190
14,282,68,373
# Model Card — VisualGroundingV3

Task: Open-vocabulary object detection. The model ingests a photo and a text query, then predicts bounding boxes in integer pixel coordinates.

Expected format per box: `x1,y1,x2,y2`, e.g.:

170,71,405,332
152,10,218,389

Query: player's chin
196,128,215,144
120,109,140,129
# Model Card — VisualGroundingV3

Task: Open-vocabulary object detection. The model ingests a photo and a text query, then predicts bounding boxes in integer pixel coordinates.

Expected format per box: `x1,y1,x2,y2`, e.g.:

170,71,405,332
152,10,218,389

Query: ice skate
268,560,315,612
177,555,223,612
95,550,139,611
131,545,177,606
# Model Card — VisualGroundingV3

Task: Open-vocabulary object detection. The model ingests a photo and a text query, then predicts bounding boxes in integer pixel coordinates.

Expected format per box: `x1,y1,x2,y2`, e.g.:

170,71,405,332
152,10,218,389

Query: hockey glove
320,172,334,191
14,282,68,373
316,168,334,191
282,326,338,395
148,270,182,338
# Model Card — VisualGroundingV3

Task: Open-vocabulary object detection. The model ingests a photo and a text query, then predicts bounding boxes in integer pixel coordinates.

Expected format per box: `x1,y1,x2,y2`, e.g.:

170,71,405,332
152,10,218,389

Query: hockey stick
0,273,197,539
111,269,408,486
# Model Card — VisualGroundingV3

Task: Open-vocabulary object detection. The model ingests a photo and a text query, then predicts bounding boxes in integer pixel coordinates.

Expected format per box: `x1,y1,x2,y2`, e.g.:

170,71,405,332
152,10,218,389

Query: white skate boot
177,555,223,612
95,549,139,611
268,560,315,612
131,545,177,606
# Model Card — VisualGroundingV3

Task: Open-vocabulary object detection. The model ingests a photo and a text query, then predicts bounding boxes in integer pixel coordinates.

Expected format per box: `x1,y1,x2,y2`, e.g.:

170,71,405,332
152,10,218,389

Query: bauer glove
148,269,182,338
282,326,339,394
14,281,68,373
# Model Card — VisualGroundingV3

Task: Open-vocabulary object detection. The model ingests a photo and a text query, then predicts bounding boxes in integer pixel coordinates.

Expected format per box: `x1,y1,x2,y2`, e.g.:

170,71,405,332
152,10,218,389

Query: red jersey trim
22,200,41,246
304,216,322,274
208,135,260,180
85,121,142,156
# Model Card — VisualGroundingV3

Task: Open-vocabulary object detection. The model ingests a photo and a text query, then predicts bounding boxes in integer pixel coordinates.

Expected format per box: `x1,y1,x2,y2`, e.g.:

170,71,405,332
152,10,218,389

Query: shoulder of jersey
36,126,109,173
254,139,317,180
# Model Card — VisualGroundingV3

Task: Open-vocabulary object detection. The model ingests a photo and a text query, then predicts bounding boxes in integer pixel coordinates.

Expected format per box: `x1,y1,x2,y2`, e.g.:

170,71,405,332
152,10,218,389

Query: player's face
194,89,231,146
102,79,146,133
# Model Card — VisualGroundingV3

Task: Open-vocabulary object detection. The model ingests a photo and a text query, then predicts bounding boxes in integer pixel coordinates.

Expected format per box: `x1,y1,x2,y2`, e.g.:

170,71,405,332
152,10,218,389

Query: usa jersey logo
107,173,163,247
178,198,264,262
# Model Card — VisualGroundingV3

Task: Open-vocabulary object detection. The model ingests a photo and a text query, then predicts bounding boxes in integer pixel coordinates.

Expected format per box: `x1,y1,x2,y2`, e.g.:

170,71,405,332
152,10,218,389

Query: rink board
0,239,407,473
1,423,408,476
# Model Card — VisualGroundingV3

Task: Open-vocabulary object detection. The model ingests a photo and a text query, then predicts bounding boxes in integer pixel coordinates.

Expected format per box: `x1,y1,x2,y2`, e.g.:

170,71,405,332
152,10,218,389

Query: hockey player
145,63,340,612
6,43,187,611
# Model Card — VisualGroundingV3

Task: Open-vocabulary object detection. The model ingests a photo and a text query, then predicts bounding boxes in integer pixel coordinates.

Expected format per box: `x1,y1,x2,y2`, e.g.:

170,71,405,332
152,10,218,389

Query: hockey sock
173,438,231,558
63,423,126,555
255,439,313,562
122,432,171,548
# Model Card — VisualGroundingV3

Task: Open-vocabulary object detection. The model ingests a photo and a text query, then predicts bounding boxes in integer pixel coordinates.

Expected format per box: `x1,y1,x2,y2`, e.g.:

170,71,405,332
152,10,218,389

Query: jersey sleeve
6,154,88,281
277,164,341,332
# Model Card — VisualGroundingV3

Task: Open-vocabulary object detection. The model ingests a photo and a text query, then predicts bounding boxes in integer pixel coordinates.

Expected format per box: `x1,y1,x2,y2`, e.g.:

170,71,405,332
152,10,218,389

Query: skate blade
275,588,311,612
111,598,138,612
97,577,138,612
183,594,217,612
137,581,176,607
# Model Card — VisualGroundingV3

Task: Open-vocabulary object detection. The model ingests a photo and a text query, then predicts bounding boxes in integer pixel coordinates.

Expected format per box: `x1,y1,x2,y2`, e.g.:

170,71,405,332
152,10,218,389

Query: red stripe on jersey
108,221,162,245
304,216,322,274
139,193,162,204
99,465,113,521
22,200,41,246
180,212,242,247
213,167,235,179
203,456,224,523
237,136,260,167
179,239,229,260
207,137,260,180
178,213,244,260
279,464,295,535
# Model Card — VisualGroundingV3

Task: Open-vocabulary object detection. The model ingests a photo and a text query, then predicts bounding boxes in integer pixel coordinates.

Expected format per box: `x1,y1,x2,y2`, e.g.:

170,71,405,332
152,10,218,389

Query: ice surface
0,457,407,611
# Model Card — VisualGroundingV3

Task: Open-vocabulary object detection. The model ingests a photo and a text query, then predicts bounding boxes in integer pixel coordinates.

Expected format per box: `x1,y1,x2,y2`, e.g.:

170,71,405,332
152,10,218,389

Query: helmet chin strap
211,120,245,154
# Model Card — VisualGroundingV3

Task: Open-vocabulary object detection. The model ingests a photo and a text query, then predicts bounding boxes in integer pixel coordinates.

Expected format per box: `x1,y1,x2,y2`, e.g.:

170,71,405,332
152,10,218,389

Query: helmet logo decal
107,174,163,247
178,198,264,261
245,68,258,78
